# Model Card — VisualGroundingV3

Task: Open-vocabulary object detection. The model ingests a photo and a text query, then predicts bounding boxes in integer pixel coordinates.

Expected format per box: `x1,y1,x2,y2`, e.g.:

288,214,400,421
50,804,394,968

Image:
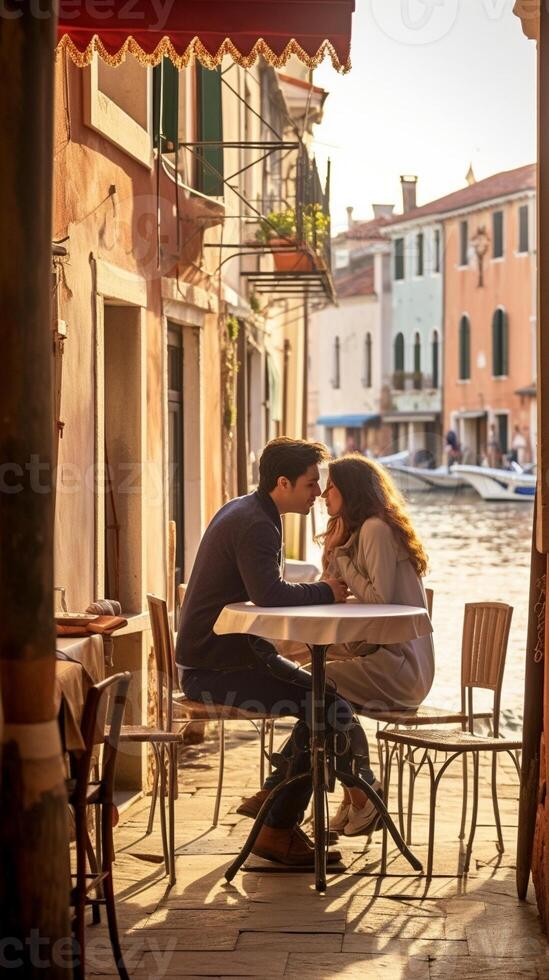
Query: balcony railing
392,372,439,392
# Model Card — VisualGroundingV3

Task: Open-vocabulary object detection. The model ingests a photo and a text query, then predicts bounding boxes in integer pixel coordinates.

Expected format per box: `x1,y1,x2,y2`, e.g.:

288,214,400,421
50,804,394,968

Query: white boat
376,450,410,466
452,464,536,502
384,463,467,493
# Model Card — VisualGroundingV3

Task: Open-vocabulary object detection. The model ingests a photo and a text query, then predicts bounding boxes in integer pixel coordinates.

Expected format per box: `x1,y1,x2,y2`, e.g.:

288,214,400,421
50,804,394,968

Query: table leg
311,644,328,892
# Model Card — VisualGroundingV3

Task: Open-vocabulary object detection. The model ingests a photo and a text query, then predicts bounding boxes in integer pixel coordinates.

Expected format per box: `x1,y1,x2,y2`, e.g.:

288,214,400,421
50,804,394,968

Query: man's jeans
180,645,374,829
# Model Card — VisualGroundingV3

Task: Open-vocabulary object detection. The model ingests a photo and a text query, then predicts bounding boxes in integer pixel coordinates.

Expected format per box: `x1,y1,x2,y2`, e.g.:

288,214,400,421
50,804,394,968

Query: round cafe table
214,599,431,891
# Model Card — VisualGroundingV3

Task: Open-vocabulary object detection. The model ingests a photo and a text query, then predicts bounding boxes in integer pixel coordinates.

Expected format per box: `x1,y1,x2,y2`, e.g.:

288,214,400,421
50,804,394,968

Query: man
176,437,370,866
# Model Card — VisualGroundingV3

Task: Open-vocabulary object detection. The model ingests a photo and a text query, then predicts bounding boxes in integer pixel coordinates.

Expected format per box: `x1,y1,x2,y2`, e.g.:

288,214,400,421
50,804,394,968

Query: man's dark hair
258,437,330,493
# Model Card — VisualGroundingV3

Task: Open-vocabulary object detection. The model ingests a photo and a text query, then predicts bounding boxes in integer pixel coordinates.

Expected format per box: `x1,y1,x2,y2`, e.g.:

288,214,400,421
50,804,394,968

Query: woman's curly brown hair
325,454,428,577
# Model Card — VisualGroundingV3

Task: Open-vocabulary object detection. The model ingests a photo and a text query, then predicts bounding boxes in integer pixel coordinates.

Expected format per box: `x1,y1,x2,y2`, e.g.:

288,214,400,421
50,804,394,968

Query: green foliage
256,204,329,249
226,315,240,342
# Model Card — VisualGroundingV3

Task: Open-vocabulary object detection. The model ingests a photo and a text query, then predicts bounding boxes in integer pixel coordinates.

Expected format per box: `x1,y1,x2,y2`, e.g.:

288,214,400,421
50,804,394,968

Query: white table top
214,599,432,646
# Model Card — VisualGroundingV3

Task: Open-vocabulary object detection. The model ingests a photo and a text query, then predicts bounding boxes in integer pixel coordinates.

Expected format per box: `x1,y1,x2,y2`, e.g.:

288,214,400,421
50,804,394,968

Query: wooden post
516,497,545,899
0,6,71,977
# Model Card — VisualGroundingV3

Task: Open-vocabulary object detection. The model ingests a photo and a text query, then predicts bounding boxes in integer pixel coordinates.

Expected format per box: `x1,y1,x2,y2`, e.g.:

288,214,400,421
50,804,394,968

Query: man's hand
325,578,350,603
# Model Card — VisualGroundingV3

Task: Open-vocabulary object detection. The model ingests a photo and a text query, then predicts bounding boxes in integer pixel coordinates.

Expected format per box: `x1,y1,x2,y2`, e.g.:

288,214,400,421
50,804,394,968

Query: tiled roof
333,215,392,244
388,163,536,226
334,263,375,299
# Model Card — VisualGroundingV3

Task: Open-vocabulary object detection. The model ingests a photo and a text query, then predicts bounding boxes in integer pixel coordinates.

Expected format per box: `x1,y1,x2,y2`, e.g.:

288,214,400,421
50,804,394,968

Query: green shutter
502,311,509,376
197,65,224,197
153,57,179,151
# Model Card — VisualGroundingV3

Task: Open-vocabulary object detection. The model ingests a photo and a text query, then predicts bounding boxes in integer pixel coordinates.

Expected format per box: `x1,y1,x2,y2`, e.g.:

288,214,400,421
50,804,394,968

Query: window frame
394,237,405,281
458,315,471,381
416,232,424,277
492,210,504,260
363,332,372,389
332,336,341,389
518,204,529,254
492,307,509,378
459,220,469,267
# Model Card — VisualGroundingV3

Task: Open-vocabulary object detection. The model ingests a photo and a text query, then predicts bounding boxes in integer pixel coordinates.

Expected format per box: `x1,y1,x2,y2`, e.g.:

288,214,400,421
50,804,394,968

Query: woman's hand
324,578,350,603
324,517,348,551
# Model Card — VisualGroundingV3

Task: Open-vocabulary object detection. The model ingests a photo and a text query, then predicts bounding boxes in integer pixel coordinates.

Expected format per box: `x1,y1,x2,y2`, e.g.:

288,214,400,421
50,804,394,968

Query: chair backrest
73,672,131,808
147,593,178,730
460,602,513,734
425,587,434,619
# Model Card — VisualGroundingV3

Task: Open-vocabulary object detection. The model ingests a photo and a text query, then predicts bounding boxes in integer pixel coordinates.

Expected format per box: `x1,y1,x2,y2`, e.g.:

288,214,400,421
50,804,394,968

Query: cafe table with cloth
214,598,431,892
55,635,105,751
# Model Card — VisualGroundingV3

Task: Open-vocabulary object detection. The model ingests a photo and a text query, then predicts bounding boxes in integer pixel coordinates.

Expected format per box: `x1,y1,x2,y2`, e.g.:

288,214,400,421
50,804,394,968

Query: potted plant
256,205,329,272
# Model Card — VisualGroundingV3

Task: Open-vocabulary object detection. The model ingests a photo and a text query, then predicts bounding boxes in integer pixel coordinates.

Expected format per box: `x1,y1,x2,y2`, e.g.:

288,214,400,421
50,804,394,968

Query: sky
313,0,536,232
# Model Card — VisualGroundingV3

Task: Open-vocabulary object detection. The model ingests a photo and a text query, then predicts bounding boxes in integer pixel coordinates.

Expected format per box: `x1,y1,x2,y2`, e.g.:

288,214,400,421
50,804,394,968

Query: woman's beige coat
324,516,434,709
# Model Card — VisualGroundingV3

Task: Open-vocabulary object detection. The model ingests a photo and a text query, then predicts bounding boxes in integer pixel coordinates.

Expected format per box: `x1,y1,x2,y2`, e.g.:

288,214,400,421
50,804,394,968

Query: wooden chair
68,672,131,980
377,602,521,876
153,589,280,831
118,595,189,885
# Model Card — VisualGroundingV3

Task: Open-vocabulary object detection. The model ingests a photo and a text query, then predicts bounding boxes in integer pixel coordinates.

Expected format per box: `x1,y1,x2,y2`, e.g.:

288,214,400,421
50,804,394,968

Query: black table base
225,644,423,892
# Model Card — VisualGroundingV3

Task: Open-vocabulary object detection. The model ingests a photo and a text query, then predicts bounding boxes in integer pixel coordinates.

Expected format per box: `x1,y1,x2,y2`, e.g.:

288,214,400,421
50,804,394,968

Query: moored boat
384,462,467,493
452,464,535,502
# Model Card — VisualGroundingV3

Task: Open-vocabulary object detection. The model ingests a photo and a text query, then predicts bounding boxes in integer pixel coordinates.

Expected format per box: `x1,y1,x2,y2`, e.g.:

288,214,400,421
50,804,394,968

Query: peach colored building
442,165,536,463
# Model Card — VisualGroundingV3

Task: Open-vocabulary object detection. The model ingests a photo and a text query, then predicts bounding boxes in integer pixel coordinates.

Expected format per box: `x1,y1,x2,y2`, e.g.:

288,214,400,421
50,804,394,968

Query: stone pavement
86,720,548,978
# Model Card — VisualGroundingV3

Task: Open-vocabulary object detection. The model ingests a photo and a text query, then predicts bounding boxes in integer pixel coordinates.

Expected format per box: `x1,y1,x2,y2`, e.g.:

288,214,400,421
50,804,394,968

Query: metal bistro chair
172,585,281,818
118,595,191,885
377,602,521,877
68,671,131,980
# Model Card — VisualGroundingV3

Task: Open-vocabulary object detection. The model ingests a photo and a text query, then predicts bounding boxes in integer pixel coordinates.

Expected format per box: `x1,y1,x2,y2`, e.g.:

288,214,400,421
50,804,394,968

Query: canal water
408,491,532,734
309,490,533,734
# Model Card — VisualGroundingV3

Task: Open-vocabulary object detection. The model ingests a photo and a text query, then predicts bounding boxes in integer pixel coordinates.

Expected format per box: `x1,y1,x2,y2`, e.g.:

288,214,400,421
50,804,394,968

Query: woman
239,454,433,837
320,454,434,834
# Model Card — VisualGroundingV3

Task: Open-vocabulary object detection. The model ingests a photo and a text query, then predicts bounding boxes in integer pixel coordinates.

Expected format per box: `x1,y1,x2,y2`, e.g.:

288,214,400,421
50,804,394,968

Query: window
394,238,405,280
196,65,224,197
496,413,509,455
518,204,529,253
394,332,405,389
459,315,471,380
413,332,422,389
167,326,184,587
459,221,469,266
433,229,441,273
84,53,153,167
492,308,509,377
432,330,440,389
363,333,372,388
492,210,504,259
153,57,179,151
416,232,424,276
332,336,341,389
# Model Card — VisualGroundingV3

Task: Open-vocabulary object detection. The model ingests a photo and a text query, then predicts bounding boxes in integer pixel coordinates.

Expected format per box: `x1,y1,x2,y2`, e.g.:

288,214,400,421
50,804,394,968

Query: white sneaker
343,780,383,837
329,800,351,832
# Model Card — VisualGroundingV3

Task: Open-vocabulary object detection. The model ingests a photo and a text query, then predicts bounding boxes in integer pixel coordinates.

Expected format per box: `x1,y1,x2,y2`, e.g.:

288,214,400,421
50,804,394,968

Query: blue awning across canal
317,413,380,427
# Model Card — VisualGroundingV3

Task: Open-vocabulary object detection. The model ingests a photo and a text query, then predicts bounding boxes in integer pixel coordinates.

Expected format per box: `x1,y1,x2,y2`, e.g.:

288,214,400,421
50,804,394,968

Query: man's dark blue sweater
176,489,334,670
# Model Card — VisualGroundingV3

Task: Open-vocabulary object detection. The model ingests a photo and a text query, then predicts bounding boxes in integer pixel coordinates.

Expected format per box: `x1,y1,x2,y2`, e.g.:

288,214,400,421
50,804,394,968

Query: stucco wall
443,195,536,450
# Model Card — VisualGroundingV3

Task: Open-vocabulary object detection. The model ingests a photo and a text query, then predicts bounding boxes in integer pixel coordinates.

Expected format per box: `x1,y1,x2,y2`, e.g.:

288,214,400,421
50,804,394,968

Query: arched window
413,331,422,389
332,336,341,389
492,308,508,377
432,330,440,389
394,332,404,389
363,332,372,388
459,315,471,381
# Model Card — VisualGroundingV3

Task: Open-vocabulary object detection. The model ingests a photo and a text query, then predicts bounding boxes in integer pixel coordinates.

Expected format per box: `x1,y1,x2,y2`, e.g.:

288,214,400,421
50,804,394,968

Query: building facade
442,164,536,463
385,178,444,462
309,210,393,456
52,51,331,791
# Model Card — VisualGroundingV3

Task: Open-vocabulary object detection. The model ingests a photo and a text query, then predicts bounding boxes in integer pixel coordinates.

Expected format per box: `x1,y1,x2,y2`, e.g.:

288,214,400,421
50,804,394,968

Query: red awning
57,0,354,73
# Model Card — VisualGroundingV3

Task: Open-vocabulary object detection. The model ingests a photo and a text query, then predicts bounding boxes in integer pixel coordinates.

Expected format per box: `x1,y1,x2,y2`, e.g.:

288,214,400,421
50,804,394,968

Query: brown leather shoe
251,825,343,867
236,790,271,818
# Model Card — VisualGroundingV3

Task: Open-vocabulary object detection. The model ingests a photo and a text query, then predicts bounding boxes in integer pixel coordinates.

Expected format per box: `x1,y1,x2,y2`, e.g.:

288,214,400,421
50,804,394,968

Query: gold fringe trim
57,34,351,73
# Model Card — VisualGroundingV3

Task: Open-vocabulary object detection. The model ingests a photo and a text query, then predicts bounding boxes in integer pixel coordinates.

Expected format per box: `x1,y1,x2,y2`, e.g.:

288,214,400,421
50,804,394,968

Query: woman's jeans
181,641,374,829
